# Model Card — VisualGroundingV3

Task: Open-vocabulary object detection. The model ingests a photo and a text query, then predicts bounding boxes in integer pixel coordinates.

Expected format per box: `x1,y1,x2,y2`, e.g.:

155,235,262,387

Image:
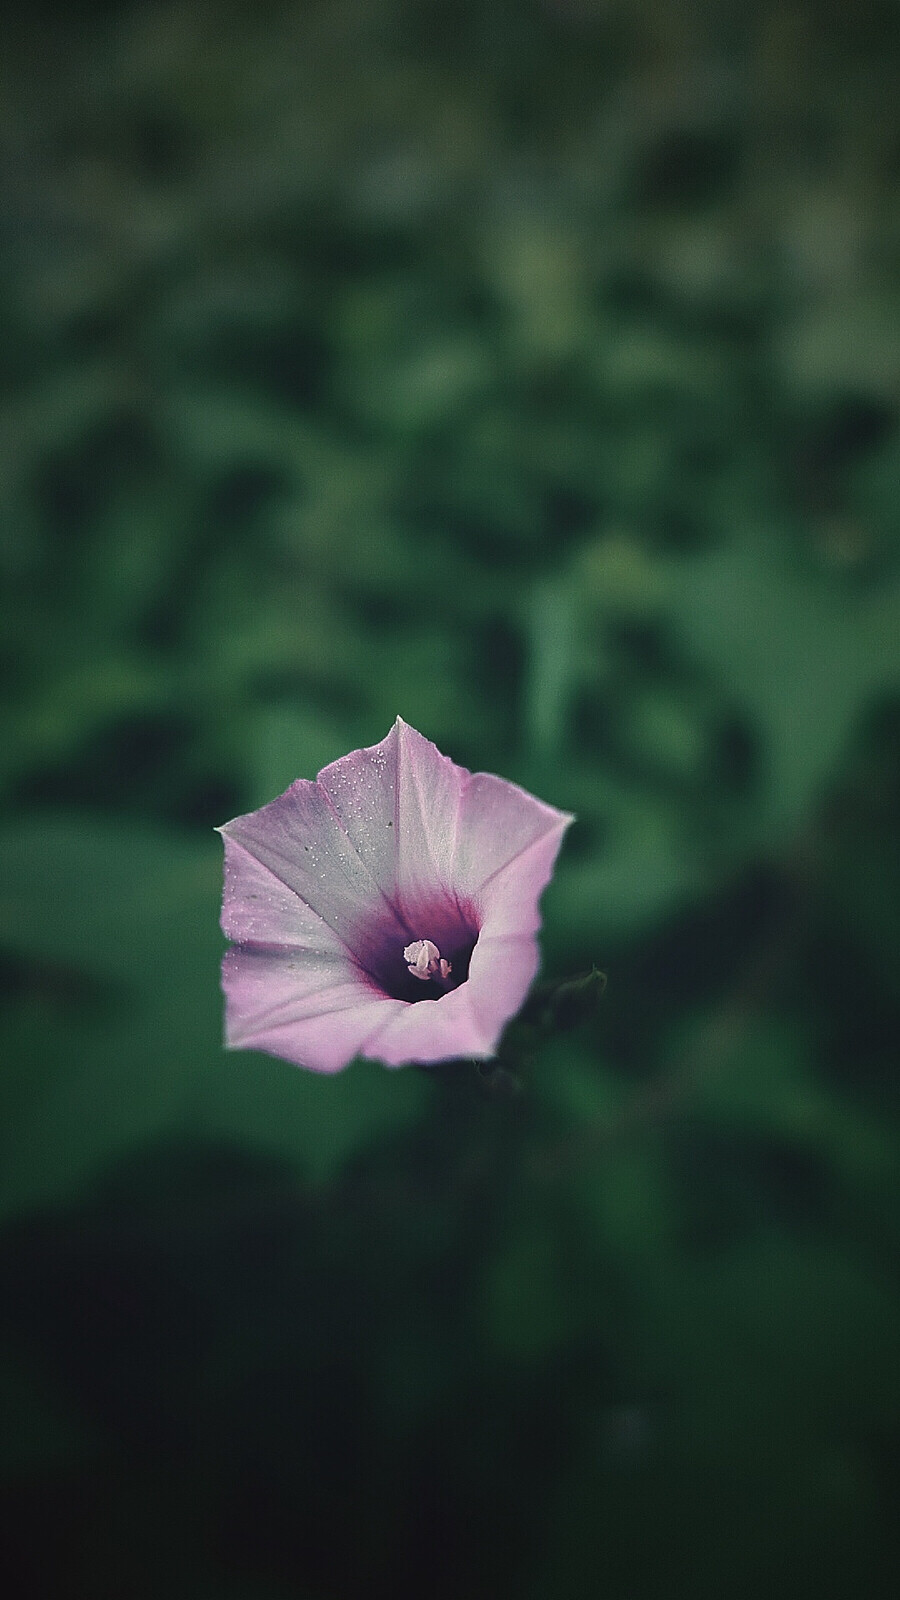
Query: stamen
403,939,452,986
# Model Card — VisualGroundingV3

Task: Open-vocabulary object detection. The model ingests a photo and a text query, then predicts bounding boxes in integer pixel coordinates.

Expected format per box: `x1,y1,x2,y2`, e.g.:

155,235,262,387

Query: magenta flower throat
218,718,573,1072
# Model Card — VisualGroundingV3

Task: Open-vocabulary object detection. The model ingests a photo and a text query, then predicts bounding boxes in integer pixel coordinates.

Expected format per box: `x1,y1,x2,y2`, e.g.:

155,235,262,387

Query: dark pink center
355,899,479,1004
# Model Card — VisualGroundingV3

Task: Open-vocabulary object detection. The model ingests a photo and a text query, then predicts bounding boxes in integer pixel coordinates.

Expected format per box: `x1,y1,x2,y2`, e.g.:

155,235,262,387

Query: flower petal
463,931,540,1039
219,777,409,968
360,980,495,1065
317,717,467,924
314,724,402,903
392,717,468,915
454,773,574,909
220,835,352,957
473,815,573,936
222,946,404,1073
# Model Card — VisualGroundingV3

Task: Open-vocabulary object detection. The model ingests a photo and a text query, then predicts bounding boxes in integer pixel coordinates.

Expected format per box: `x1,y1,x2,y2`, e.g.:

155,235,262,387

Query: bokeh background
2,2,899,1596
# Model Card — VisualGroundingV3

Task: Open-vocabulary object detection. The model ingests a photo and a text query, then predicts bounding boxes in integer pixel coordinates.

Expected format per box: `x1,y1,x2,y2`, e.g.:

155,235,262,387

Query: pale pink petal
220,835,352,956
315,724,403,902
392,718,468,917
222,945,404,1073
471,816,573,937
454,772,574,905
462,931,541,1040
219,777,409,966
361,979,495,1064
318,717,468,925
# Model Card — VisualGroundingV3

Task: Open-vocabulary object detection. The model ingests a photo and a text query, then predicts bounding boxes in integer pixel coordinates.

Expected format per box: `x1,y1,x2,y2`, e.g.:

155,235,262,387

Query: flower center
403,939,452,986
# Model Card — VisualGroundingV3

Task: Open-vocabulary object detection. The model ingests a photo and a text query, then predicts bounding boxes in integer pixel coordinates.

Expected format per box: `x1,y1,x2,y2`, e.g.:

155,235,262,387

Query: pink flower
218,718,572,1072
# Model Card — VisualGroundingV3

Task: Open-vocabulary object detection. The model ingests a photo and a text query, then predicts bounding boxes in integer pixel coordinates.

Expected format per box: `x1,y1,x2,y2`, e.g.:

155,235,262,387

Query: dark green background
1,3,899,1596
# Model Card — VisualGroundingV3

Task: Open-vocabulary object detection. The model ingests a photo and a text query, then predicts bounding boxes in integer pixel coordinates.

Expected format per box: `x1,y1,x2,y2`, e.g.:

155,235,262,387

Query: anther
403,939,452,985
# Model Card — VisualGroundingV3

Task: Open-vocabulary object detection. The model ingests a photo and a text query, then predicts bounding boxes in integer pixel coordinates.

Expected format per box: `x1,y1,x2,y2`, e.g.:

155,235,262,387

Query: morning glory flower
218,718,572,1072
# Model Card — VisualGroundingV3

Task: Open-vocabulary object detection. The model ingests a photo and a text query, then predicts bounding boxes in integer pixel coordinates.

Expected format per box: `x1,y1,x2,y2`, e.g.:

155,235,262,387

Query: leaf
0,815,219,982
0,815,426,1220
668,531,900,840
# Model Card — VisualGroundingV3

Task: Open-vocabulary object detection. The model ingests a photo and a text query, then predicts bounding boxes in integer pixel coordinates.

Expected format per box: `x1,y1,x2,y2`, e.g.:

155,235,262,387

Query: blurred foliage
0,1,899,1596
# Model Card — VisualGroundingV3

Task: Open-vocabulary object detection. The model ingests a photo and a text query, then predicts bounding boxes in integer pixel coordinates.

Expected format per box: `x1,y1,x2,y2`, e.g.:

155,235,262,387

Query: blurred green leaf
0,815,427,1218
668,532,900,838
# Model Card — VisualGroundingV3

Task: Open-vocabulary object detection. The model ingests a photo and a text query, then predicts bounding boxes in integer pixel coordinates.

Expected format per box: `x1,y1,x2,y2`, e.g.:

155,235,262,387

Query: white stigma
403,939,452,985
